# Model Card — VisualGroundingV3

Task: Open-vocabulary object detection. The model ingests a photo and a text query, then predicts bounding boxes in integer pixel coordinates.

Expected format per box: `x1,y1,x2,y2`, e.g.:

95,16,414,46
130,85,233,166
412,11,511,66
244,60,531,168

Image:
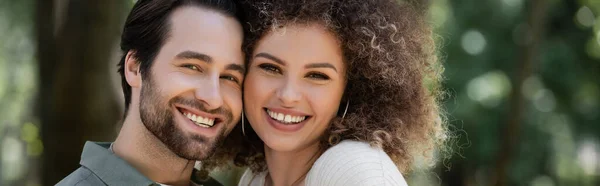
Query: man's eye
306,72,330,80
221,75,240,84
258,64,281,74
183,64,200,71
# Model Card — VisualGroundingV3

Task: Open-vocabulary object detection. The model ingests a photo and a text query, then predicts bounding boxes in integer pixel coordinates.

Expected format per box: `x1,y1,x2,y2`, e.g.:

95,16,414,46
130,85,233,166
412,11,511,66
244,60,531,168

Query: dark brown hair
203,0,450,175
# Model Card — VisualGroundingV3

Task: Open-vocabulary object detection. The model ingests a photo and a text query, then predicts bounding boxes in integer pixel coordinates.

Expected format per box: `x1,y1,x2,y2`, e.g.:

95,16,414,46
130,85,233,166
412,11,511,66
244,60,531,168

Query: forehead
159,6,244,65
253,24,343,66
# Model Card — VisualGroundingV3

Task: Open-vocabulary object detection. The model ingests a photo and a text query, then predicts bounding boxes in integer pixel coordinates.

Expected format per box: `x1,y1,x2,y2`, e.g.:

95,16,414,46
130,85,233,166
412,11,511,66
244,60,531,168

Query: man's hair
117,0,239,116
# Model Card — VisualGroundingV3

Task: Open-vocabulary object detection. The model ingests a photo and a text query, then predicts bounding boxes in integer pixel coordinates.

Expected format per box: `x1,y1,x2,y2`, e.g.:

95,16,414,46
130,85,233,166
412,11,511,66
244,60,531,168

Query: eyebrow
305,63,338,72
226,64,246,75
255,52,338,72
175,51,212,63
254,52,286,65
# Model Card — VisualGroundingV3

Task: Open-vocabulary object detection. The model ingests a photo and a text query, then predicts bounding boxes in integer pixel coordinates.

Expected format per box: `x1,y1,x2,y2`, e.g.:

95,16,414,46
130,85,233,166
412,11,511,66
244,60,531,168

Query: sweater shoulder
305,140,408,186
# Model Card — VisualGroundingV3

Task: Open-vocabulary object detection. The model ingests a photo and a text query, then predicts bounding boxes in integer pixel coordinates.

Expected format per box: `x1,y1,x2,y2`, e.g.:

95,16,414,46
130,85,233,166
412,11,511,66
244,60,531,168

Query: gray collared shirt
57,141,222,186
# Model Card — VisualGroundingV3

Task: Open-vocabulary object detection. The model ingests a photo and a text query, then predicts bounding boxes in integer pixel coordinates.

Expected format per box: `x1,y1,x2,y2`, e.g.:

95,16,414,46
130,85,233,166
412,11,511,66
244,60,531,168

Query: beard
138,76,233,160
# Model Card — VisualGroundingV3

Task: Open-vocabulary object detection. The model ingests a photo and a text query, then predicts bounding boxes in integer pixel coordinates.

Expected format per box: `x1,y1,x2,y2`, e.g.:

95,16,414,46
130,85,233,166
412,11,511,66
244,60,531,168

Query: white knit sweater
238,140,408,186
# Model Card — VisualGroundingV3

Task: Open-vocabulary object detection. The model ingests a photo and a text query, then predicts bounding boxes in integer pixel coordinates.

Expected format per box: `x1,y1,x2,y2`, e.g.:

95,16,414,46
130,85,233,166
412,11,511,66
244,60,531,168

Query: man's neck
264,142,321,186
113,114,195,186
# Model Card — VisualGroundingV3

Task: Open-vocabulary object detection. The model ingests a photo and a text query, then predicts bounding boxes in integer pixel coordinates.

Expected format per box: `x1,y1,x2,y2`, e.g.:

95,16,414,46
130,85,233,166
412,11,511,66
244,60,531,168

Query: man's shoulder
57,166,106,186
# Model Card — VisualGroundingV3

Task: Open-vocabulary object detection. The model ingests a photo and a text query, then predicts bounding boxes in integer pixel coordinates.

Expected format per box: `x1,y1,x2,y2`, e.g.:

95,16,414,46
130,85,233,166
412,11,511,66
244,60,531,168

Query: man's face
138,6,244,160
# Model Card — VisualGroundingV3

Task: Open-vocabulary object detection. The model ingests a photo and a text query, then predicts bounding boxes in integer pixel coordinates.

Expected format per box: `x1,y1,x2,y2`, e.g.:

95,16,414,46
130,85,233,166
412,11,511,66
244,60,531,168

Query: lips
263,107,312,132
172,106,225,138
266,108,308,124
182,111,215,128
175,106,223,129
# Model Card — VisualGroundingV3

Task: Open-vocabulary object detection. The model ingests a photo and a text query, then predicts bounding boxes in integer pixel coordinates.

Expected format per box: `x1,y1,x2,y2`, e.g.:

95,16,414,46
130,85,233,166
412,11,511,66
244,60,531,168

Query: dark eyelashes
258,63,331,81
182,64,241,84
182,64,201,71
221,75,241,84
306,72,330,80
258,63,281,74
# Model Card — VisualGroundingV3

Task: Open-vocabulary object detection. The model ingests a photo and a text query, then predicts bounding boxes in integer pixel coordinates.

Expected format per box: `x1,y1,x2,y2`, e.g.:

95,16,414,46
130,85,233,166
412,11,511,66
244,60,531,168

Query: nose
276,77,301,107
195,76,224,110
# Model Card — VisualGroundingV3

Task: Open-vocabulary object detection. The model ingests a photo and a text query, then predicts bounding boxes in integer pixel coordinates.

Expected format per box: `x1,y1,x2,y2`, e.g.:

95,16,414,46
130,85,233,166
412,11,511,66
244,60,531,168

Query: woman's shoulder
305,140,408,186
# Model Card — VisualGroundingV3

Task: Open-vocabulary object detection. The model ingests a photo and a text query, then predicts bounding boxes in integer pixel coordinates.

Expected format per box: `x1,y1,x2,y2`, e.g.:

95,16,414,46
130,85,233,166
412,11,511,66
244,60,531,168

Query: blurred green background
0,0,598,185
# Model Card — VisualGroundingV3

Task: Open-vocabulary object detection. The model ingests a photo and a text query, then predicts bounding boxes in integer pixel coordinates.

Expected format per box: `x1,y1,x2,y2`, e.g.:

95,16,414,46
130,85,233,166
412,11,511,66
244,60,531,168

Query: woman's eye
306,72,330,80
258,64,281,74
183,64,200,71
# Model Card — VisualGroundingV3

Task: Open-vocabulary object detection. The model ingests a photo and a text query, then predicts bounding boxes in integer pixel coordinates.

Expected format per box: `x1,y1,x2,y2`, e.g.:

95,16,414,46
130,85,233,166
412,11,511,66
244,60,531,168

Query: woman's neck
264,142,322,186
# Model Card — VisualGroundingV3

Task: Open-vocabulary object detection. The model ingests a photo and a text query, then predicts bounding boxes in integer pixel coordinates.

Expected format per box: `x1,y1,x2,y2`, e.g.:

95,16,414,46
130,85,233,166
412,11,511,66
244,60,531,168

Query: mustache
169,96,233,122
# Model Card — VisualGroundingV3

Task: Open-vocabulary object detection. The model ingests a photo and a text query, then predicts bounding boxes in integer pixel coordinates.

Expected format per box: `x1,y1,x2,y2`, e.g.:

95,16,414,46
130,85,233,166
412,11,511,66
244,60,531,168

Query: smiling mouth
264,108,311,125
177,108,221,128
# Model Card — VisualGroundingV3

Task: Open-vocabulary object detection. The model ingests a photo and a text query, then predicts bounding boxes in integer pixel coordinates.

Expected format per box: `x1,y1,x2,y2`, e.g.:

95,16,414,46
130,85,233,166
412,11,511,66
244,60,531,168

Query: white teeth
266,109,308,124
268,110,277,118
183,112,215,127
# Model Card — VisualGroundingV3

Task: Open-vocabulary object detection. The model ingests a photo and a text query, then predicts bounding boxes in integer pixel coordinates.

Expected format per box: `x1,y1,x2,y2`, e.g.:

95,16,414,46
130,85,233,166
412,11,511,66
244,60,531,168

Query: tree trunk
37,0,128,185
493,0,548,185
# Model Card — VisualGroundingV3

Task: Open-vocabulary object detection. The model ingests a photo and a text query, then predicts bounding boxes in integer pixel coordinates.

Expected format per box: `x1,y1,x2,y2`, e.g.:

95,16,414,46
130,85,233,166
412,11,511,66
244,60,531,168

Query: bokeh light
577,138,599,175
466,70,512,108
533,89,556,113
461,29,487,55
522,75,544,100
576,6,596,28
501,0,523,17
530,175,555,186
1,137,25,181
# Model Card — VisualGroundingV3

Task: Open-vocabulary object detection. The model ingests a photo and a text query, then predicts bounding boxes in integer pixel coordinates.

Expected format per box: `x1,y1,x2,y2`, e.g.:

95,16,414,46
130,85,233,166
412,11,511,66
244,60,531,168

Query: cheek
222,85,242,115
158,73,197,95
306,85,344,124
243,72,275,107
243,72,279,131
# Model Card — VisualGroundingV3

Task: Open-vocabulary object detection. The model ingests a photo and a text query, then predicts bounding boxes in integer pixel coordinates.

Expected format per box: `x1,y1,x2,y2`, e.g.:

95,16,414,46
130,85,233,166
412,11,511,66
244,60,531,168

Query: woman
202,0,448,185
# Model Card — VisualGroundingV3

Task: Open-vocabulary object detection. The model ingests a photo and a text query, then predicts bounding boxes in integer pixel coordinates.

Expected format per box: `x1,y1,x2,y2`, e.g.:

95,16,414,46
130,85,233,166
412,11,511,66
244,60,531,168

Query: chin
179,140,217,160
262,134,309,152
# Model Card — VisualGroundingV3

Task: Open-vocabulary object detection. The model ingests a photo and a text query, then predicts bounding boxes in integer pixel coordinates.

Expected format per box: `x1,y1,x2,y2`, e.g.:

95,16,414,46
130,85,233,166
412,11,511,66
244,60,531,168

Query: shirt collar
80,141,157,186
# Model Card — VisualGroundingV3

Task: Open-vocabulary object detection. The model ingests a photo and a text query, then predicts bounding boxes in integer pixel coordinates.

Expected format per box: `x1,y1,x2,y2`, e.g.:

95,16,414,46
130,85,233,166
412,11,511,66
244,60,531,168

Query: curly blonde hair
200,0,449,176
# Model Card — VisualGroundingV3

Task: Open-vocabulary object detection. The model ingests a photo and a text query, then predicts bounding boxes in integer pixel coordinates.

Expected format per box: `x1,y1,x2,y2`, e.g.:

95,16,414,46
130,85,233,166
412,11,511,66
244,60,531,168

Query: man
58,0,244,185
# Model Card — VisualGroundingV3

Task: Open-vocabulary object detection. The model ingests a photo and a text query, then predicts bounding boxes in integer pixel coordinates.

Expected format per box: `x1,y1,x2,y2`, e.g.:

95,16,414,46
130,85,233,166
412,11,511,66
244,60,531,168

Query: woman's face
244,24,346,152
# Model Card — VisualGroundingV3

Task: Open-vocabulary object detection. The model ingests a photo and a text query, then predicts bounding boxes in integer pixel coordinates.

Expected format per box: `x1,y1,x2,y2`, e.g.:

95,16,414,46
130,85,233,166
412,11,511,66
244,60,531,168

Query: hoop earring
340,100,350,123
241,112,246,136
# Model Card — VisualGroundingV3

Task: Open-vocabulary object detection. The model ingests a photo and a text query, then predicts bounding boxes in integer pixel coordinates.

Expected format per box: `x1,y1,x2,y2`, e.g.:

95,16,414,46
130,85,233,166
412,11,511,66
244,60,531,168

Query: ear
124,50,142,88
